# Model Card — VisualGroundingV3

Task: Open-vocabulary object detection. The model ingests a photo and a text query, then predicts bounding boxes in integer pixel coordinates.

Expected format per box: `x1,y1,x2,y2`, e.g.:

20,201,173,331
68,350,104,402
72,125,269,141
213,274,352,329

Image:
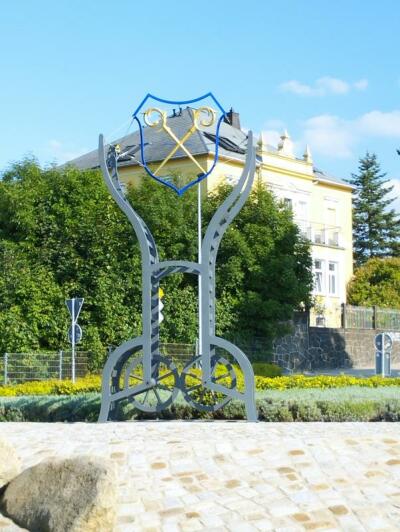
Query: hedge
1,387,400,422
1,372,400,397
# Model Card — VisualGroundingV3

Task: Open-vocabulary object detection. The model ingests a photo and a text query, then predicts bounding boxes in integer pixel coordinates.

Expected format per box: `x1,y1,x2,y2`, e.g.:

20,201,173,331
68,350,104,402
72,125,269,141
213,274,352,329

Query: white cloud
48,139,87,164
358,110,400,137
260,129,282,146
279,80,314,96
298,110,400,160
354,78,368,90
279,77,368,96
302,115,356,158
260,108,400,164
317,77,349,94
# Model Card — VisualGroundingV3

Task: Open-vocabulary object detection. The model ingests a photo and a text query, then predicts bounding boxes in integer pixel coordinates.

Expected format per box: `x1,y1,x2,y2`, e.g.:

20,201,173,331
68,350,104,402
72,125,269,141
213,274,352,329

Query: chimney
224,108,241,129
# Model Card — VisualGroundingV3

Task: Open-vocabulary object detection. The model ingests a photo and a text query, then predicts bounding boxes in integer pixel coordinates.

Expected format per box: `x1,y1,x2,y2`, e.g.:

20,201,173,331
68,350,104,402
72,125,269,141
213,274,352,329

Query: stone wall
272,313,310,371
273,313,400,371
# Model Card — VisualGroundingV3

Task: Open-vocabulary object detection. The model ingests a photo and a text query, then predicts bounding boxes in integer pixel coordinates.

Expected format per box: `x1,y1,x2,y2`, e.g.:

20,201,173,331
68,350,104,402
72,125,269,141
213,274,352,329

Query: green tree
347,152,400,265
0,159,142,368
204,182,313,339
0,241,65,353
0,160,313,366
347,257,400,308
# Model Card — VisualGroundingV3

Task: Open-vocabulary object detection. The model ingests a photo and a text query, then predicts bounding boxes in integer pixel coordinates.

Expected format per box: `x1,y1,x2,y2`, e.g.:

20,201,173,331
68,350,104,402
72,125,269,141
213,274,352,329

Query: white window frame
326,206,337,226
295,199,309,221
283,197,293,209
313,259,325,295
328,261,339,296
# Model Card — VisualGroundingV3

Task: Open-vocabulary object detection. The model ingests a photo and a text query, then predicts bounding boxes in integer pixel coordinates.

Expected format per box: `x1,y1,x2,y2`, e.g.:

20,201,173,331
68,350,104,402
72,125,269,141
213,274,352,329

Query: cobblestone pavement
1,422,400,531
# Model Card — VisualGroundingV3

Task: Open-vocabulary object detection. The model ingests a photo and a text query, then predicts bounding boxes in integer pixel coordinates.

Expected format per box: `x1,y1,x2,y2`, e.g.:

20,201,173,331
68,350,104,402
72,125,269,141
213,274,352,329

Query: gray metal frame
98,129,258,421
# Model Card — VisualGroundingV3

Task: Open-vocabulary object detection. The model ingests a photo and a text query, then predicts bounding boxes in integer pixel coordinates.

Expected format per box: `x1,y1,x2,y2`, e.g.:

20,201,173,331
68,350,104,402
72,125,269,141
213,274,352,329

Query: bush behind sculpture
347,257,400,308
0,160,313,367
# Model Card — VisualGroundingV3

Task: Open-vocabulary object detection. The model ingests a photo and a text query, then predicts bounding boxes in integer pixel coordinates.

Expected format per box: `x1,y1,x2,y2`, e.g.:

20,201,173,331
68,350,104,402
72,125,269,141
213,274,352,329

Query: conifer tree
347,152,400,265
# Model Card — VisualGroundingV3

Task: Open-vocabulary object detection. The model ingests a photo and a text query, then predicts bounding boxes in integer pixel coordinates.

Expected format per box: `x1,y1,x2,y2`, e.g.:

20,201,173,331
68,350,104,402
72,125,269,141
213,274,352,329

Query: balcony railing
296,219,342,248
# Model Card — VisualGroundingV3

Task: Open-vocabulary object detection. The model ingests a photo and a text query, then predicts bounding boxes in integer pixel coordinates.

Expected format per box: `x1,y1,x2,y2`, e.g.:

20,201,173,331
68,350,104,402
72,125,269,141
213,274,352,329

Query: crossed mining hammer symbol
143,106,216,176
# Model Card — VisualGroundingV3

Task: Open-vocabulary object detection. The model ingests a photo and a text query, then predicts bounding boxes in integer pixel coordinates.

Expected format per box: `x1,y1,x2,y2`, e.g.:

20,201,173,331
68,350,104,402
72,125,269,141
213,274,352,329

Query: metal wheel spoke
186,371,202,381
186,382,203,393
154,388,162,403
157,370,174,381
214,371,231,381
117,354,179,414
141,389,150,405
198,388,207,402
157,382,173,392
181,355,235,412
130,373,143,382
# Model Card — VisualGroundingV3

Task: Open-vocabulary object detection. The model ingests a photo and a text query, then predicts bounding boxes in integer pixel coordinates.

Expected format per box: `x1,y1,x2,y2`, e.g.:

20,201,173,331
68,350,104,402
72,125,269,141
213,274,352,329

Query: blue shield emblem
132,93,227,195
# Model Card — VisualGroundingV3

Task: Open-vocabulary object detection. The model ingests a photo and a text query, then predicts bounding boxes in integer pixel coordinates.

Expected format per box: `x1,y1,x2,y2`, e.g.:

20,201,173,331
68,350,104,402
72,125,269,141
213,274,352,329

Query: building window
326,207,337,226
283,197,293,209
328,261,339,295
296,200,308,221
313,259,325,294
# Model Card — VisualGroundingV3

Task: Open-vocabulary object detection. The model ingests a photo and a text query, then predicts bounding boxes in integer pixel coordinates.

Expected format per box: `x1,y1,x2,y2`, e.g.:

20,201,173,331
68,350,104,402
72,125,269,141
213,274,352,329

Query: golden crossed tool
143,106,216,176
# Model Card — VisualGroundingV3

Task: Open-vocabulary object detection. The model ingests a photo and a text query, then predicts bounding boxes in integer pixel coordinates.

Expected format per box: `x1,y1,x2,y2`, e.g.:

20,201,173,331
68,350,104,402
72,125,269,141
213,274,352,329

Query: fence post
59,350,63,380
373,305,378,329
72,348,76,383
4,352,8,385
341,303,346,329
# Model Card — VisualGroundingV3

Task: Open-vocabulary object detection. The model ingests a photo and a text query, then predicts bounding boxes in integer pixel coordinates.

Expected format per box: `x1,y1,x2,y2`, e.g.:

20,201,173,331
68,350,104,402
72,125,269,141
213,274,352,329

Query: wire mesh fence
0,351,89,385
159,343,196,364
376,308,400,330
105,343,199,368
343,305,374,329
343,304,400,330
0,340,272,386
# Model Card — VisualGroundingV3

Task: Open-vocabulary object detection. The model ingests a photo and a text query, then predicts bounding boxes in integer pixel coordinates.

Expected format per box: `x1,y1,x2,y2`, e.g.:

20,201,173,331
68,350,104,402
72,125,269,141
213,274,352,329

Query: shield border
132,92,227,196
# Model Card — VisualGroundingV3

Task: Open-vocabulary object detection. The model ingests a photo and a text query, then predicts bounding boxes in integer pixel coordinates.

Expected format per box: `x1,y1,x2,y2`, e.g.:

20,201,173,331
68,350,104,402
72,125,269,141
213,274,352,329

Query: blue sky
1,0,399,211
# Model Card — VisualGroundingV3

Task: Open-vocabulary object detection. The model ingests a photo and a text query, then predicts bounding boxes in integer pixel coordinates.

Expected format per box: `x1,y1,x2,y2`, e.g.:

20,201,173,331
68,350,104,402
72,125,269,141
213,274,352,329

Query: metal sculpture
98,94,258,421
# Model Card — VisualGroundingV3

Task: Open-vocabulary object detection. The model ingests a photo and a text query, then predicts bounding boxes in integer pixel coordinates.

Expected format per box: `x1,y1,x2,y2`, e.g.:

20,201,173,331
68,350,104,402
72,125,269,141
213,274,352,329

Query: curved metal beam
98,335,144,422
98,135,158,264
151,260,202,280
201,131,256,259
201,132,256,340
98,135,159,380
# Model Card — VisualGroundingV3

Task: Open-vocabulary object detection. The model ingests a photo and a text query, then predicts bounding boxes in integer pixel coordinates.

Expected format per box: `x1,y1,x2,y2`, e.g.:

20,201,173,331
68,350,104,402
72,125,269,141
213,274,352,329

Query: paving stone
1,422,400,530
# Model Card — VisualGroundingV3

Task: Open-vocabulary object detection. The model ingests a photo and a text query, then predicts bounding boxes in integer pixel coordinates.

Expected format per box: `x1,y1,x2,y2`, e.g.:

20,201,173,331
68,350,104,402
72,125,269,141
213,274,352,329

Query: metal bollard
375,333,393,377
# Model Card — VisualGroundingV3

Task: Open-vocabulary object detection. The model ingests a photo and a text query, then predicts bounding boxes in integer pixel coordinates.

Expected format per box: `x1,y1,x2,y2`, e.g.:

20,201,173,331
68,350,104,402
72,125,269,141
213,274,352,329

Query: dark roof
313,168,352,188
66,108,350,188
66,108,250,171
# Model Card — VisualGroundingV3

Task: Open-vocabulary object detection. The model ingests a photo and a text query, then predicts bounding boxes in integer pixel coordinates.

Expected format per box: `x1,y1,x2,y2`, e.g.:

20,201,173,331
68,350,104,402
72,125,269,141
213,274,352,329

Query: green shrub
289,401,322,421
257,400,294,421
252,362,282,377
2,387,400,422
347,257,400,307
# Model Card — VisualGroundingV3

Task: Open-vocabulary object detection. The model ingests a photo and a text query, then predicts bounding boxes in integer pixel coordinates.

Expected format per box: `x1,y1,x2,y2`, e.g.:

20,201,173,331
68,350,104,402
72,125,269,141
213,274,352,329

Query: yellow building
70,108,353,327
